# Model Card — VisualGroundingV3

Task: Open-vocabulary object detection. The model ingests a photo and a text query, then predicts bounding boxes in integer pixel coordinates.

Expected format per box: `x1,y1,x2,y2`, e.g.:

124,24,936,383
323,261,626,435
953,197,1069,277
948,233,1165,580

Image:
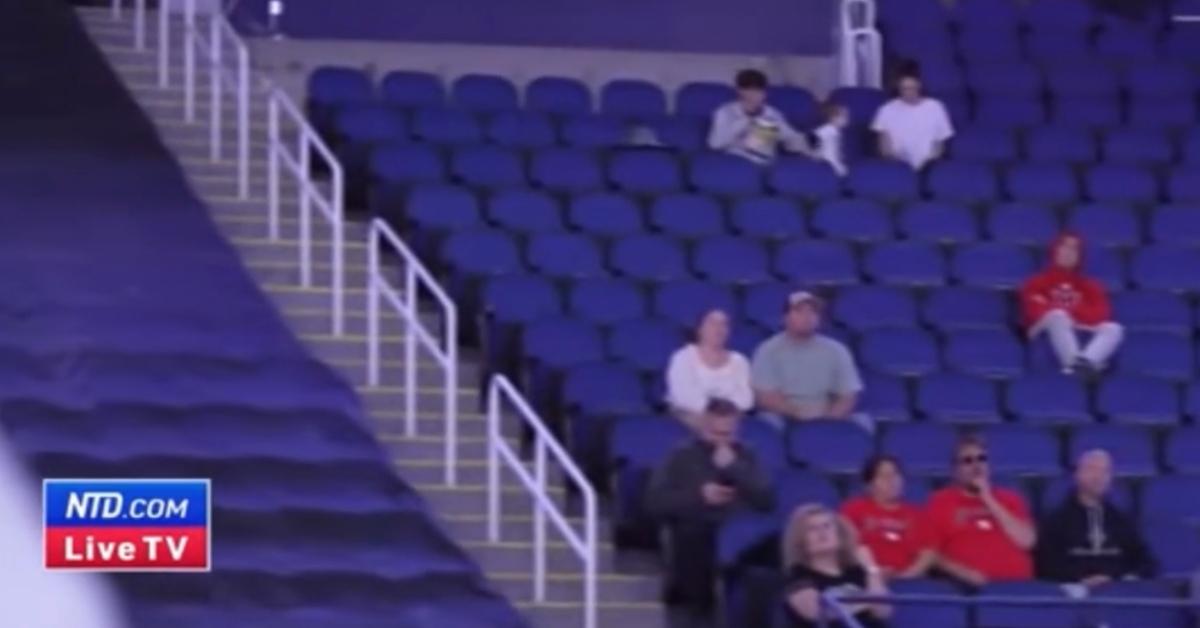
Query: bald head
1075,449,1113,503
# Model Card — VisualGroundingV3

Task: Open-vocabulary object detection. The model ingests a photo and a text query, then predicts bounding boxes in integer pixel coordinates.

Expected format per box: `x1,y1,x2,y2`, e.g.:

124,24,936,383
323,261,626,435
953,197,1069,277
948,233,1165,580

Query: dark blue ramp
0,2,524,626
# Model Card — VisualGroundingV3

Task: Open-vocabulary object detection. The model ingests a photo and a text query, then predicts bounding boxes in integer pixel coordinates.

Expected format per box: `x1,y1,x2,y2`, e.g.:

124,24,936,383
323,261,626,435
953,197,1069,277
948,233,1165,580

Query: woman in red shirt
841,455,935,578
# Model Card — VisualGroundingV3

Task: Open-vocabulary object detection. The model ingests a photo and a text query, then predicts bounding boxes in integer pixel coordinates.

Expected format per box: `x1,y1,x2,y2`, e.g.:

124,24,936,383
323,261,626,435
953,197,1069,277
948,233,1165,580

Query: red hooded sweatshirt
1020,233,1112,329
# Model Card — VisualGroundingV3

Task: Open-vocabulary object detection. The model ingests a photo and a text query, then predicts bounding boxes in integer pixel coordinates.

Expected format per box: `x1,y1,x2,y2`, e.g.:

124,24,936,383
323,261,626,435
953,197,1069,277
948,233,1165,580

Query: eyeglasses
958,454,989,465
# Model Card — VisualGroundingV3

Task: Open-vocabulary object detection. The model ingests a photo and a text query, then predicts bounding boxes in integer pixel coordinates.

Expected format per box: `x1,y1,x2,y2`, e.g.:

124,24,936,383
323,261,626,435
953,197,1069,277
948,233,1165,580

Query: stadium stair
76,6,670,627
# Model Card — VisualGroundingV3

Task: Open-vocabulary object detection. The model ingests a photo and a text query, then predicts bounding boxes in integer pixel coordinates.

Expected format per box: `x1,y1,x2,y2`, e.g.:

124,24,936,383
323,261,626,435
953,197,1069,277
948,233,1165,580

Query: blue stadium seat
860,328,940,377
717,469,838,566
967,62,1043,99
652,280,738,328
610,414,689,539
607,317,686,373
1133,245,1200,292
440,229,522,278
812,199,893,243
926,161,999,206
451,74,518,113
956,0,1022,31
1083,246,1129,291
675,81,736,119
987,202,1059,246
608,150,682,194
888,578,969,628
370,143,445,185
380,70,445,109
1068,203,1141,248
651,116,707,152
525,76,592,116
833,286,917,332
975,97,1045,129
1050,97,1121,130
775,241,858,286
729,323,771,358
729,196,806,241
1025,125,1097,165
1118,331,1194,381
307,66,373,134
481,276,561,366
1144,520,1200,577
486,188,562,235
1097,375,1181,425
1141,475,1200,523
689,152,763,197
563,362,648,418
523,318,604,410
767,157,842,203
1069,425,1156,476
693,236,771,285
610,235,688,282
981,424,1061,476
451,145,524,189
899,201,979,243
846,160,921,205
828,87,888,129
332,104,407,146
739,416,787,472
1040,475,1134,514
1044,63,1119,100
976,581,1079,628
1006,372,1091,424
649,193,725,239
958,25,1023,65
1006,163,1080,205
1025,0,1096,34
1129,97,1196,131
412,108,484,145
530,148,604,193
881,422,958,476
944,329,1026,379
859,372,913,423
600,79,668,123
1125,62,1197,99
568,277,646,327
787,420,873,473
1086,164,1158,206
1088,579,1191,628
567,192,643,237
559,114,629,149
486,111,557,148
1165,426,1200,474
952,242,1036,289
1102,128,1174,167
406,184,482,239
1189,382,1200,422
863,242,946,287
923,287,1010,331
742,283,791,330
917,372,1000,423
767,85,821,129
527,232,606,280
949,126,1019,165
1167,166,1200,203
1111,290,1190,334
1095,24,1160,65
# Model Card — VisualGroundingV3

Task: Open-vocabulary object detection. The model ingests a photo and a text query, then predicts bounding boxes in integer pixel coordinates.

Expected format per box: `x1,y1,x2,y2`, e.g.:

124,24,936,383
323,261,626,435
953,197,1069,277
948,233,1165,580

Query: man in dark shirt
645,397,774,621
1037,449,1156,586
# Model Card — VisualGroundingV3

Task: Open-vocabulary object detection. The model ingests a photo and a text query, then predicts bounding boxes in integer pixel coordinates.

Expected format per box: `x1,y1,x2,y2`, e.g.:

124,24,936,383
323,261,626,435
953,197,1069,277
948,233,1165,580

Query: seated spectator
708,69,811,164
666,308,753,429
645,398,774,621
814,102,849,176
1020,232,1124,375
782,503,891,628
841,455,935,578
1036,449,1156,586
926,434,1036,586
871,70,954,170
751,291,864,428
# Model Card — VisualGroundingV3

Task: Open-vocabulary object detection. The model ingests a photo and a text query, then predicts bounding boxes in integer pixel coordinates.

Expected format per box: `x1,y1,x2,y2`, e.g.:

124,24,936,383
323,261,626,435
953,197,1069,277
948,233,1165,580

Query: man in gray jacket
708,69,811,164
646,397,774,621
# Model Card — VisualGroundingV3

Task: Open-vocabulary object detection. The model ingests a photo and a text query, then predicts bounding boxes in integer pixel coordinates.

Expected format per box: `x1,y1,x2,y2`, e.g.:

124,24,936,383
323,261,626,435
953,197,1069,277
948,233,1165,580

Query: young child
814,101,849,175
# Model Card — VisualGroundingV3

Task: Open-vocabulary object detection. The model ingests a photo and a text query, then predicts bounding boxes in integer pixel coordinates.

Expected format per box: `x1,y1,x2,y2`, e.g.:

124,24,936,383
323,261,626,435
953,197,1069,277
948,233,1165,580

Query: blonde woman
782,504,891,628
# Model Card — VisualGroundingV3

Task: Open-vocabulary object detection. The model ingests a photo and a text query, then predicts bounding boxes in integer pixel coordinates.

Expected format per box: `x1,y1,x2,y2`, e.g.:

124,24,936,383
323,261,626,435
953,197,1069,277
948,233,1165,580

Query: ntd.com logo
43,479,210,571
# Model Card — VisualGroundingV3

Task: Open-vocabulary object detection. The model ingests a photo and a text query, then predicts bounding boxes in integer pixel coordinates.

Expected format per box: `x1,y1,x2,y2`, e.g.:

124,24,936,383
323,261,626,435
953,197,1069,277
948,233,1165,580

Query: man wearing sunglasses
925,434,1037,587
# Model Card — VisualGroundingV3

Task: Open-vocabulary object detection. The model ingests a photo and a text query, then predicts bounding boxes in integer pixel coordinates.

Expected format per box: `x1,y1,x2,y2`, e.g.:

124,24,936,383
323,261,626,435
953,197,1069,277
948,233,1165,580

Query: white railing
367,219,460,485
267,86,346,336
487,376,597,628
838,0,883,88
109,0,147,50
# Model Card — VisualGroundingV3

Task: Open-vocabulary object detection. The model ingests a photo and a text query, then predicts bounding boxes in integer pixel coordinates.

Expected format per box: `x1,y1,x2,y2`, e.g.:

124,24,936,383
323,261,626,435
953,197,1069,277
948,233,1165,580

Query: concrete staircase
77,8,669,628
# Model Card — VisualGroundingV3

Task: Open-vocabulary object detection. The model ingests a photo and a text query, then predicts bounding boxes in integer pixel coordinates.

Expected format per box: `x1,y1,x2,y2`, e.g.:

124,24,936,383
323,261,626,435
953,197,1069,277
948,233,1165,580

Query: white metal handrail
109,0,147,50
838,0,883,88
367,219,460,485
267,86,346,336
487,375,597,628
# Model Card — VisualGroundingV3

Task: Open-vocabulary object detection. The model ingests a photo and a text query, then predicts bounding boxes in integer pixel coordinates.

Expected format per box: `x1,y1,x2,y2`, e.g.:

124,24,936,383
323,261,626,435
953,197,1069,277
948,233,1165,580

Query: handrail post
533,439,547,602
267,93,280,240
111,0,121,20
236,44,250,199
329,161,345,335
158,0,170,87
183,0,195,123
133,0,145,50
403,262,418,437
367,223,381,387
209,14,222,162
583,491,597,628
486,379,501,543
443,308,458,485
297,126,312,287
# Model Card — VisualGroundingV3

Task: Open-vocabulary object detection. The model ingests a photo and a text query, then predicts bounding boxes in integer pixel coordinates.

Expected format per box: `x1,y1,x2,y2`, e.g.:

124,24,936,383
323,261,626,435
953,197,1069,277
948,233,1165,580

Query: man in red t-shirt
926,434,1036,586
1020,232,1124,375
841,455,934,578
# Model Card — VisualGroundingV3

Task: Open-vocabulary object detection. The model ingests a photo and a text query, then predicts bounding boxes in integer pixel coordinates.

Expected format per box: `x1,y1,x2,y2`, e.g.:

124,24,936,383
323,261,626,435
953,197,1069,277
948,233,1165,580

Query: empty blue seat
1095,24,1160,64
1083,246,1129,291
926,161,999,206
652,280,738,328
917,372,1000,423
607,317,686,373
1089,579,1192,628
1111,290,1191,334
651,116,706,152
881,422,957,475
1167,166,1200,203
981,425,1060,476
412,108,483,145
332,104,407,145
767,85,821,128
1189,382,1200,421
527,232,606,279
451,145,524,189
600,79,668,122
1118,331,1194,381
370,143,445,185
828,86,888,126
608,150,682,194
742,283,792,330
1006,372,1091,424
833,286,917,332
949,126,1019,165
888,578,969,628
487,111,556,148
975,97,1045,129
563,362,648,418
1068,203,1141,248
899,201,978,243
406,184,481,235
1025,126,1097,165
693,236,771,285
846,160,920,204
1006,163,1079,205
859,372,912,423
987,202,1059,246
1145,520,1200,577
1133,245,1200,292
525,76,591,116
952,242,1036,289
775,241,858,286
787,420,873,473
1086,164,1158,205
729,196,806,240
530,148,604,193
380,70,444,109
863,242,946,287
1044,63,1119,100
568,192,643,237
649,193,724,239
944,329,1026,379
1129,97,1196,131
1103,128,1174,167
307,66,373,133
812,199,893,243
560,114,629,149
611,235,688,282
523,317,604,370
1141,475,1200,523
958,25,1023,65
1051,97,1121,130
451,74,518,113
610,414,689,536
483,274,561,329
976,581,1078,628
1097,375,1180,424
1166,426,1200,474
440,229,521,278
923,287,1010,331
568,277,646,327
486,188,562,235
1025,0,1096,34
860,328,940,377
968,63,1043,99
1125,62,1197,98
767,157,842,203
675,81,736,118
689,152,762,197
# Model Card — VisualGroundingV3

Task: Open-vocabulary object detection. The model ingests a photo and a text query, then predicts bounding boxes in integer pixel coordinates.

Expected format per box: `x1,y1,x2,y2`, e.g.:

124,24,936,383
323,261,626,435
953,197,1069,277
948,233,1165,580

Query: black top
1036,495,1157,582
644,439,774,522
785,564,887,628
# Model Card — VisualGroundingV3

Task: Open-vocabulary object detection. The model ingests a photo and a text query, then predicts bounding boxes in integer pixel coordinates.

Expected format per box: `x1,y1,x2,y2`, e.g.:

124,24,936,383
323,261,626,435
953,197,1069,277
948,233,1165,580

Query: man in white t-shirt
708,69,811,164
871,72,954,170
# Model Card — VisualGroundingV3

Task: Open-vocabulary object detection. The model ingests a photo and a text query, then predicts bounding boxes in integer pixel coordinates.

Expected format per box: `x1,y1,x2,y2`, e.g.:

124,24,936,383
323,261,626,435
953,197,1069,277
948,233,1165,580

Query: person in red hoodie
1020,233,1125,375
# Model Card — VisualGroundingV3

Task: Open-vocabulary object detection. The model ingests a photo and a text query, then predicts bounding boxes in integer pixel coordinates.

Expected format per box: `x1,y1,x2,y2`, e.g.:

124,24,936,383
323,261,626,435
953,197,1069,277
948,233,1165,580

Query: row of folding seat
878,0,1162,34
953,126,1200,166
922,61,1199,101
933,92,1198,132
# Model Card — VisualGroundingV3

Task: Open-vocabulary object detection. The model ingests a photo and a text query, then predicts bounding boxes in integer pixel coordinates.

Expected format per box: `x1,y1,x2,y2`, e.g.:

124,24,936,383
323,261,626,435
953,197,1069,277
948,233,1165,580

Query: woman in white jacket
665,309,754,429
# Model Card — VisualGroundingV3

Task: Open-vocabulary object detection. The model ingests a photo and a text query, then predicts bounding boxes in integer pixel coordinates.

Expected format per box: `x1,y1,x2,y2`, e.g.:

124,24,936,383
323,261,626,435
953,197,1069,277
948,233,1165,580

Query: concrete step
463,539,618,574
322,357,480,389
247,260,370,288
216,215,369,241
234,237,369,267
521,602,667,628
371,411,490,439
264,285,384,314
492,571,660,605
